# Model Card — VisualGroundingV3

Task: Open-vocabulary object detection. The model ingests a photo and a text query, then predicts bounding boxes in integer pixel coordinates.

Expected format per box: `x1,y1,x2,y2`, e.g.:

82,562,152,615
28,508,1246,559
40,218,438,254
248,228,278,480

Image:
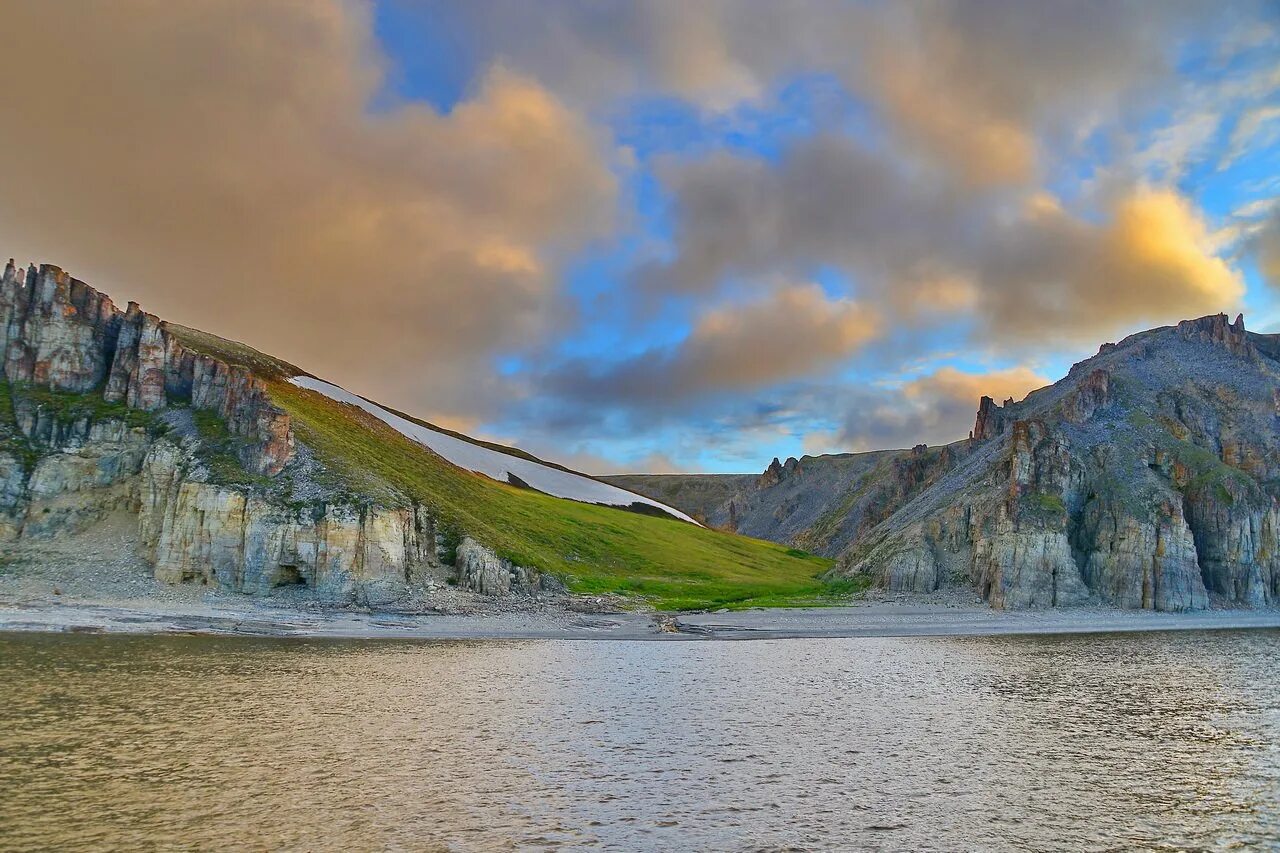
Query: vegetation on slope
0,378,161,472
269,380,835,610
0,379,36,471
164,323,303,379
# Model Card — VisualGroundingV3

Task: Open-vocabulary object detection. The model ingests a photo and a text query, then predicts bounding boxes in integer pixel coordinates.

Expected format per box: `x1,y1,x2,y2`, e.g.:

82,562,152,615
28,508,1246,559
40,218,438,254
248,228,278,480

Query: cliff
613,314,1280,611
0,261,292,475
0,260,829,612
838,313,1280,611
0,261,560,604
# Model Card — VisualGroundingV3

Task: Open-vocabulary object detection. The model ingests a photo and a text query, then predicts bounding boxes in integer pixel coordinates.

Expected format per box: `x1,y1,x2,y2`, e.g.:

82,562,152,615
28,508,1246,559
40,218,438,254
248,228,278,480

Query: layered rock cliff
613,314,1280,611
0,261,292,475
838,314,1280,611
0,262,547,605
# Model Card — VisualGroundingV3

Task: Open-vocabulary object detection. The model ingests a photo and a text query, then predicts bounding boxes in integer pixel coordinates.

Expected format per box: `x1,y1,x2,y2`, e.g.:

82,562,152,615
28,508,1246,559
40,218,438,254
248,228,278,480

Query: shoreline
3,596,1279,641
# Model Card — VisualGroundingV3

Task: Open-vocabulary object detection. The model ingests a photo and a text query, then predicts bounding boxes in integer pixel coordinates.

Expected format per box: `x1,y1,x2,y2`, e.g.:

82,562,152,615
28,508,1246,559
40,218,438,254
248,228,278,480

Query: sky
1,1,1278,474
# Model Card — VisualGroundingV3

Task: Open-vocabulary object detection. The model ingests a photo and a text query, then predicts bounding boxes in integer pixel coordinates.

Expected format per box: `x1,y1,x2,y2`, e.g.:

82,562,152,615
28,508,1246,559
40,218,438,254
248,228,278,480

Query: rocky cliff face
0,261,292,475
0,262,547,605
839,313,1280,611
616,314,1280,612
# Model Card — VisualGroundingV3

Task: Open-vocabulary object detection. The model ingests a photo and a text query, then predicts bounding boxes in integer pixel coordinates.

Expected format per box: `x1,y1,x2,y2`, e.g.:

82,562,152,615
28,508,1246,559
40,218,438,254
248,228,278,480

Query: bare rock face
138,443,445,606
0,259,537,605
0,415,152,540
758,457,785,489
453,537,526,595
832,312,1280,611
1073,495,1205,611
1177,313,1253,359
0,261,293,475
971,395,1009,442
1062,369,1110,424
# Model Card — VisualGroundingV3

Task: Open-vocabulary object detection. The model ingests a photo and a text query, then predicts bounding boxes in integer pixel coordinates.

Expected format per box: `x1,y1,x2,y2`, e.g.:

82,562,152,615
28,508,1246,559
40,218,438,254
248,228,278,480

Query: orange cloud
903,366,1050,408
0,1,617,422
980,187,1246,342
680,284,881,391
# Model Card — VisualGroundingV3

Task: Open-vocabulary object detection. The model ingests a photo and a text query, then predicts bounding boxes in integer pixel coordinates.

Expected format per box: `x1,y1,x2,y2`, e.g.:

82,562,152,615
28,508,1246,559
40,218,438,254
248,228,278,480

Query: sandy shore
5,516,1278,640
3,596,1279,641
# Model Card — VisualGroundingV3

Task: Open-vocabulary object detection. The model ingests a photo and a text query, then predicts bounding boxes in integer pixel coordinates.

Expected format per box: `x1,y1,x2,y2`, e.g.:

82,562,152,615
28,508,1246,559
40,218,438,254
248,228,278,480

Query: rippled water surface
1,630,1278,851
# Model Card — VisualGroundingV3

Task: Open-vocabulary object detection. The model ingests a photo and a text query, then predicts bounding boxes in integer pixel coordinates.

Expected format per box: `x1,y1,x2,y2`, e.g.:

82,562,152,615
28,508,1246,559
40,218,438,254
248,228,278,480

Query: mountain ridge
608,312,1280,611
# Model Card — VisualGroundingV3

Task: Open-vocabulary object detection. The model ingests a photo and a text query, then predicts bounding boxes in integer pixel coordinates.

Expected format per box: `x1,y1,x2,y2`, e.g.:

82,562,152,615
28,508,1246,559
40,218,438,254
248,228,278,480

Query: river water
1,630,1277,851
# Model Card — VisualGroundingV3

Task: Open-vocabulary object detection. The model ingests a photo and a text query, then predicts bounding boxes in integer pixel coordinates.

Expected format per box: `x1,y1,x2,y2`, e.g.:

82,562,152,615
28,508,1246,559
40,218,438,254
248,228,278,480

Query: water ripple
1,630,1278,851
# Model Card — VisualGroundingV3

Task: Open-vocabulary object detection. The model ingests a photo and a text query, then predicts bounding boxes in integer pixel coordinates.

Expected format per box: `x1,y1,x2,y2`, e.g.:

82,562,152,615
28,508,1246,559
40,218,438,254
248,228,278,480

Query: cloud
646,135,1244,346
1256,210,1280,286
837,365,1051,451
413,0,1251,184
852,1,1180,186
1226,104,1280,167
0,1,617,422
973,188,1245,342
641,136,962,297
544,283,880,405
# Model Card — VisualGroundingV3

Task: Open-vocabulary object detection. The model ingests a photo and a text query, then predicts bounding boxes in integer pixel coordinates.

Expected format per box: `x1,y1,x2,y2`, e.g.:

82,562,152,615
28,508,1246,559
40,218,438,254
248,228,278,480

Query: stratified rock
454,536,542,595
758,457,784,489
0,258,552,604
133,441,447,605
1177,312,1253,358
972,395,1008,441
1062,369,1110,424
0,264,293,475
830,312,1280,611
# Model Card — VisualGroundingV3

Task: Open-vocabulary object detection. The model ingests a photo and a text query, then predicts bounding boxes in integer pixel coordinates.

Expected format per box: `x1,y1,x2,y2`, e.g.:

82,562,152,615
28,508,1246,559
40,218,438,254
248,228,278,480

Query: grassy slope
268,380,835,610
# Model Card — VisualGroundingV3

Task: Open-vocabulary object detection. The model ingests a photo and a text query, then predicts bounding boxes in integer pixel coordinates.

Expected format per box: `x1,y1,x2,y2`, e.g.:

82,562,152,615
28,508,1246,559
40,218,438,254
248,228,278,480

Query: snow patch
289,376,698,524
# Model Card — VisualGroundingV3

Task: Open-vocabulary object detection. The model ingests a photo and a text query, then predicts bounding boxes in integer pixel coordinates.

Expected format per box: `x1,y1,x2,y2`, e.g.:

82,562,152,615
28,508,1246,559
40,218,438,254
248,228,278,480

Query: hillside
0,261,831,611
612,314,1280,611
601,473,757,527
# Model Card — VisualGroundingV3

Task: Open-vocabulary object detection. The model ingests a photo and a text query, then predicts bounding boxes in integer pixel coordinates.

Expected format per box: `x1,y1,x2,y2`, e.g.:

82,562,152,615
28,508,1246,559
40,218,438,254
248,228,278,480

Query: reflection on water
1,630,1277,851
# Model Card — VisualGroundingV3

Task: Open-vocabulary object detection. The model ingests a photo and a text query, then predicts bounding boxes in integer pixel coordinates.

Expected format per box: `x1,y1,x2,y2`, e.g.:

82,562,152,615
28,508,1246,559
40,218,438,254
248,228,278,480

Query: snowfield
289,376,698,524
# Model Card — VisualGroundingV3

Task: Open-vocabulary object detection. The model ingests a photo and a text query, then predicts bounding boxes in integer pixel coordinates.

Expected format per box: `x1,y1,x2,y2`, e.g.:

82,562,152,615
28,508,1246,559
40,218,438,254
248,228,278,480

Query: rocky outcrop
971,395,1010,441
0,259,545,605
1062,369,1110,424
137,443,447,606
0,415,151,540
758,457,785,489
0,262,292,475
1177,312,1253,359
454,536,557,595
1072,494,1206,611
833,313,1280,611
636,312,1280,612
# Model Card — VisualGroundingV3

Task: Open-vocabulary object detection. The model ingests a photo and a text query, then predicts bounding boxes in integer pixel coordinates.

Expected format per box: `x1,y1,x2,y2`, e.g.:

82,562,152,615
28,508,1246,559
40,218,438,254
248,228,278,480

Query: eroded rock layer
0,261,292,475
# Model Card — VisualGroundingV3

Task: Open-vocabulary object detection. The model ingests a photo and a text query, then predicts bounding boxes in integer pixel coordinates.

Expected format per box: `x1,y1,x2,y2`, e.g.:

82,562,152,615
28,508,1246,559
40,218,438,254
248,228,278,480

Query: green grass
269,380,835,610
164,323,303,379
0,378,161,471
191,409,269,488
1026,491,1066,515
0,378,39,471
12,383,155,430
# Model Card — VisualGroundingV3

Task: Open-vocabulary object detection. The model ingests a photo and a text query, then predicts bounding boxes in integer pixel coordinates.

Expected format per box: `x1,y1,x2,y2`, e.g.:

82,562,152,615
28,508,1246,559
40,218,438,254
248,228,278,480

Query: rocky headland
0,260,833,621
0,261,553,609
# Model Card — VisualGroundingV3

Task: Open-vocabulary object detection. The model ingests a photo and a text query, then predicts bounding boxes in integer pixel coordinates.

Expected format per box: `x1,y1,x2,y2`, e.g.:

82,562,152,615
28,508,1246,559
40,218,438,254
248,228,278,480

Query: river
2,630,1277,851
